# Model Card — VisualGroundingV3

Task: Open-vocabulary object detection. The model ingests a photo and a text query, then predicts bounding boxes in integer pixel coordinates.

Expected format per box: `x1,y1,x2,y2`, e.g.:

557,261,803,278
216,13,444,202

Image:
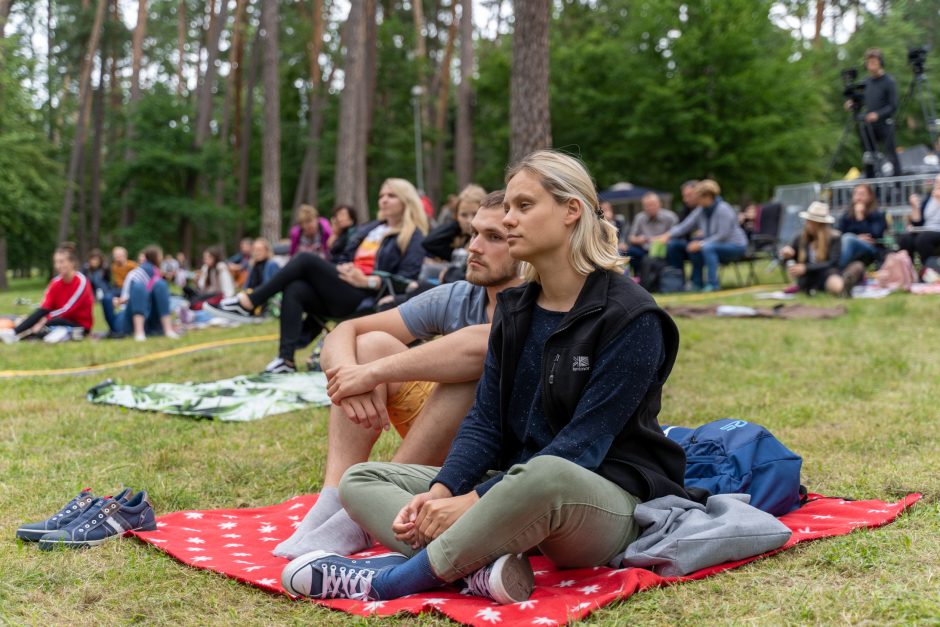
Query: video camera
908,45,928,76
841,68,865,112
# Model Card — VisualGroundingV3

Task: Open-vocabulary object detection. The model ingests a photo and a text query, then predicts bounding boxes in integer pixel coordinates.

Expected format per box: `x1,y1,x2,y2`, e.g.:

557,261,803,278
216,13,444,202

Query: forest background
0,0,938,286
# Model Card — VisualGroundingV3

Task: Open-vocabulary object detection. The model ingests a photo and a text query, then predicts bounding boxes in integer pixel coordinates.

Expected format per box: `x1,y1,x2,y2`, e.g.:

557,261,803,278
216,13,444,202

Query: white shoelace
462,565,492,598
319,564,375,601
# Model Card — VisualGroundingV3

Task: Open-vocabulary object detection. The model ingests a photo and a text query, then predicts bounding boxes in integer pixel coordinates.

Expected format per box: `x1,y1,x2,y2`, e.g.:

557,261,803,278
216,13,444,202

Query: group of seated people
249,149,692,606
600,179,749,292
207,179,497,373
1,244,178,343
780,180,940,296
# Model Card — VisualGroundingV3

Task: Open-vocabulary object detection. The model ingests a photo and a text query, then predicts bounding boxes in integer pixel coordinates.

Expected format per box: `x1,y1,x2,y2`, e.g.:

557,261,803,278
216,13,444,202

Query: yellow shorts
387,380,436,437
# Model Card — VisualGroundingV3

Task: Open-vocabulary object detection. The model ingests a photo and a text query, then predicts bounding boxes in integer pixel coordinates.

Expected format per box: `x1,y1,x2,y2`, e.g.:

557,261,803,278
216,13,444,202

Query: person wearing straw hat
779,201,864,296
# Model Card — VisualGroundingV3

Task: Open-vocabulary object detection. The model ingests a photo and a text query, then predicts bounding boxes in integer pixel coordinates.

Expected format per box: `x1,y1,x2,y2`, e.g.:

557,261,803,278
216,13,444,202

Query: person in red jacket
1,243,94,343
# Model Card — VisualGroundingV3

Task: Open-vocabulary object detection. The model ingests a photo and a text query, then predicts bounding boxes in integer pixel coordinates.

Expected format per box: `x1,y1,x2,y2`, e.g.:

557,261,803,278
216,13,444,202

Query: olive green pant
339,455,640,582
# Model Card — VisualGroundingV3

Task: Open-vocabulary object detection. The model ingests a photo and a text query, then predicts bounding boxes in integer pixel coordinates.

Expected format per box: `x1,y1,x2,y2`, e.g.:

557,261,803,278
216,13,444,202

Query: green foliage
5,0,940,271
108,88,239,255
0,37,61,272
550,0,831,202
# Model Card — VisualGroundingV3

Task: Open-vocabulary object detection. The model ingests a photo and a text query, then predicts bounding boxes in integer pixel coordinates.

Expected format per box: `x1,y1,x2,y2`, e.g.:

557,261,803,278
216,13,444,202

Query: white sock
272,487,343,558
279,508,373,559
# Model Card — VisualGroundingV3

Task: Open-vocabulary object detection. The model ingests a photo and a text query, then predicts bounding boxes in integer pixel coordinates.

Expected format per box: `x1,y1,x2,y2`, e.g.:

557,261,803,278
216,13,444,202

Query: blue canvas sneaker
38,490,156,550
16,489,99,542
281,550,408,599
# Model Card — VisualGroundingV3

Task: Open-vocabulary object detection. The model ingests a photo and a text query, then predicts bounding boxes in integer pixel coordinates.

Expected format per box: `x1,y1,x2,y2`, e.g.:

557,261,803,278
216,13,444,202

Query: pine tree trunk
121,0,147,228
106,0,120,150
335,0,369,223
509,0,551,162
0,0,13,38
237,29,261,215
260,0,282,242
215,0,248,208
455,0,473,189
412,0,430,192
176,0,186,95
89,59,106,251
813,0,824,45
427,2,457,209
57,0,107,245
292,0,325,213
359,0,377,208
195,0,228,147
232,0,249,155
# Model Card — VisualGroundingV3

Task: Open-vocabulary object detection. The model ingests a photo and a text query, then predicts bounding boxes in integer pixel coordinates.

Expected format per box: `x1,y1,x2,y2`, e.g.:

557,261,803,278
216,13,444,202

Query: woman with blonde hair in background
209,178,429,373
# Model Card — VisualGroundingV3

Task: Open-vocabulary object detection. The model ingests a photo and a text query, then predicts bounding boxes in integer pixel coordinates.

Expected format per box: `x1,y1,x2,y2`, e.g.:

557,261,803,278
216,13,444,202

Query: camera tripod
898,71,939,150
826,108,891,181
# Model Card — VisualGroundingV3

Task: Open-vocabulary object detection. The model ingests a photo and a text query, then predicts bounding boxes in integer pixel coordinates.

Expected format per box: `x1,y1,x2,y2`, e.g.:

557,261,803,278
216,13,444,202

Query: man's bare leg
392,380,477,466
275,381,478,558
273,331,407,558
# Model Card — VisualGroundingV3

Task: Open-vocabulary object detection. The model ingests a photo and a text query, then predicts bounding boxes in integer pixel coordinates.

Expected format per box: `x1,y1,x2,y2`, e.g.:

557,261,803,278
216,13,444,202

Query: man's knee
355,331,408,363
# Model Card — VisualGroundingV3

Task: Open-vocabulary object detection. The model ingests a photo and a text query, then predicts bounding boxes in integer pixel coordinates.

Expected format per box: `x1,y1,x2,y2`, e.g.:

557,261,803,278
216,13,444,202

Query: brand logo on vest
719,419,749,431
572,356,591,372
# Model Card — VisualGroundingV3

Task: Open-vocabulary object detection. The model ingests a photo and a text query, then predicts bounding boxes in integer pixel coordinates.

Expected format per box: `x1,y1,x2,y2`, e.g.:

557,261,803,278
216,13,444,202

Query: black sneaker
38,490,156,550
280,550,408,599
264,357,297,374
205,296,255,322
16,488,99,542
461,554,534,604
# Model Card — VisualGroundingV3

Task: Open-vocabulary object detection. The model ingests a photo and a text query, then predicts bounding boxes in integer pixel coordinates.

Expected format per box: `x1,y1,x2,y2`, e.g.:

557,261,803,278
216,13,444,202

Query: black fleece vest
490,269,688,501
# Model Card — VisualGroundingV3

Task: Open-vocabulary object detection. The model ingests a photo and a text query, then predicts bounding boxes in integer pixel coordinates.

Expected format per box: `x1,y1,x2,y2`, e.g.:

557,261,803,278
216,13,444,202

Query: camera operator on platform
844,48,900,178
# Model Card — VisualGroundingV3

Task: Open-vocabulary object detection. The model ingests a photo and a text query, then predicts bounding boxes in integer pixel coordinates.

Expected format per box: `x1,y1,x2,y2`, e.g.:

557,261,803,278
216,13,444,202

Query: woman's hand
787,263,807,278
779,245,795,260
686,240,703,253
337,263,370,289
413,491,479,546
392,483,453,549
858,233,875,244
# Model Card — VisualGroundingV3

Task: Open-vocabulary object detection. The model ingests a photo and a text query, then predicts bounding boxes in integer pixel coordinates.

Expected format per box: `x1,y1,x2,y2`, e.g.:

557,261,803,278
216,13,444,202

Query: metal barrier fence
823,174,937,234
774,174,938,241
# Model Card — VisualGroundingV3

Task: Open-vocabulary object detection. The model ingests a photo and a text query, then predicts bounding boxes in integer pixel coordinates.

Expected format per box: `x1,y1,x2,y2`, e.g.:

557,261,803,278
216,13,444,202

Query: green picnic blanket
86,372,330,422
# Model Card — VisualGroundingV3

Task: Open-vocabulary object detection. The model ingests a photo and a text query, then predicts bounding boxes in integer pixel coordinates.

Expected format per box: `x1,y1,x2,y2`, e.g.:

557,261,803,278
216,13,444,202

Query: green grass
1,275,938,625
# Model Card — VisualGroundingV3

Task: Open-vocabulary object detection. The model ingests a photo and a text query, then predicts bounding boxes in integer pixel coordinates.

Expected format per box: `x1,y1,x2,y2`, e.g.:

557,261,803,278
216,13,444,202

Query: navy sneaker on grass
38,490,156,550
281,550,408,600
16,489,98,542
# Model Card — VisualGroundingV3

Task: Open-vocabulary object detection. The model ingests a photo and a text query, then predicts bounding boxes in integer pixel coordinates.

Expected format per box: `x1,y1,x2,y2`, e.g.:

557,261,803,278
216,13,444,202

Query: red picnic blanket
131,492,921,626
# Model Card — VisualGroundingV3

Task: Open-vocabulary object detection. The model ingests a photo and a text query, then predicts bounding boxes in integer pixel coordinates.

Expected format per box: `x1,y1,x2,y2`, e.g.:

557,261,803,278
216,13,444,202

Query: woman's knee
504,456,584,502
338,462,378,510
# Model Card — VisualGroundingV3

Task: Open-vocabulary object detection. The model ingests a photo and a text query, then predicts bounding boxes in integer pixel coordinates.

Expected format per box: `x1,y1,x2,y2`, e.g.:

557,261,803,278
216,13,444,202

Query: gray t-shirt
398,281,488,339
627,209,680,245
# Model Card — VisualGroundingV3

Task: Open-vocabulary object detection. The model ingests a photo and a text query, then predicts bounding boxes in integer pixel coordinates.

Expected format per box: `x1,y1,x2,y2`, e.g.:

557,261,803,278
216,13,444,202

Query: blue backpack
663,419,804,517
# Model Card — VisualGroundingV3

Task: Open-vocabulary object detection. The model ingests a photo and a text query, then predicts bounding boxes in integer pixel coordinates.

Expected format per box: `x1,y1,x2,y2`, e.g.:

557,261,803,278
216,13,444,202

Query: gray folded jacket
614,493,792,576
